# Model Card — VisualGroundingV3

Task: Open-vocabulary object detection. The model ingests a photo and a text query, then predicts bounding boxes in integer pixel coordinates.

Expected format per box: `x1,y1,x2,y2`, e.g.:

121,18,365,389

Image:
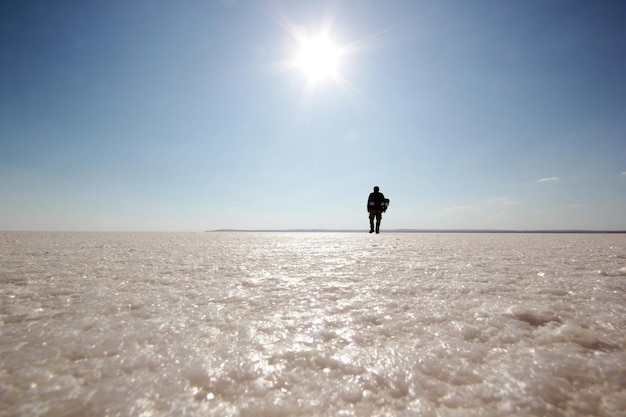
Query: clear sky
1,0,625,231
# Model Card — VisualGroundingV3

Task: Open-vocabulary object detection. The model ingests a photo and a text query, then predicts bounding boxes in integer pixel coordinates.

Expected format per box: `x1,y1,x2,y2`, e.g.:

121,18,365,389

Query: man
367,186,386,234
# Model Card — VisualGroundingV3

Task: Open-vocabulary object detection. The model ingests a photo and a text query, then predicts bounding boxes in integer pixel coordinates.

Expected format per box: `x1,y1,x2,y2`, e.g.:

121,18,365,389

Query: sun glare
296,35,340,81
263,2,373,105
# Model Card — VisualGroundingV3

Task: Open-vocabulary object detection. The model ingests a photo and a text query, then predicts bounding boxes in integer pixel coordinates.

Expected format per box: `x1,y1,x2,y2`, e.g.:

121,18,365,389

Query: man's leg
375,212,382,233
369,212,375,233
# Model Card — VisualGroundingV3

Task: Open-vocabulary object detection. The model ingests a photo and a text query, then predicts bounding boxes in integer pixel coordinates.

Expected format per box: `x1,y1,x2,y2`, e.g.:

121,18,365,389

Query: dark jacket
367,191,386,212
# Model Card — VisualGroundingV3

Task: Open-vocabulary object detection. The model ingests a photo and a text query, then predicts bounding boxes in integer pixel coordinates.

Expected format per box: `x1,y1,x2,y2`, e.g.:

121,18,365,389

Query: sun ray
258,1,397,115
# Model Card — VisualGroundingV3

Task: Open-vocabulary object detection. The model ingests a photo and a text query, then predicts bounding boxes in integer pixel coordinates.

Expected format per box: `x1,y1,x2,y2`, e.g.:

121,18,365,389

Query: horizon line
208,228,626,234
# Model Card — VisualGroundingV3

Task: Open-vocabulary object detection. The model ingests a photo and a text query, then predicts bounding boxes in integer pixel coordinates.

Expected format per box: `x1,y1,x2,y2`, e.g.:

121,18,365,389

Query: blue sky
1,0,625,231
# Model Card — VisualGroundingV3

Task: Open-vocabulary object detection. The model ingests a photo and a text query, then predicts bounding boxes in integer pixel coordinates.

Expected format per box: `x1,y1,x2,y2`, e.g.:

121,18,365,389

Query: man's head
374,186,379,192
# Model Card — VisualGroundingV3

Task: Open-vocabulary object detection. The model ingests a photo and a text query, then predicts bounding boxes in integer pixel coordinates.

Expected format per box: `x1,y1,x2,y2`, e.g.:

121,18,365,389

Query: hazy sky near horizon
1,0,625,231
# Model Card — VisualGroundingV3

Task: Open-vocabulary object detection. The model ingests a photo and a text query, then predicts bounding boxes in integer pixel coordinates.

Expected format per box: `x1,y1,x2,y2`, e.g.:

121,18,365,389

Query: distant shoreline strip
209,229,626,234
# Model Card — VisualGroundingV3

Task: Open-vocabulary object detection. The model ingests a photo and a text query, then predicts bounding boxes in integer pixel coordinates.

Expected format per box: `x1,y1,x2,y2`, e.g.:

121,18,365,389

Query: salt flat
1,232,625,416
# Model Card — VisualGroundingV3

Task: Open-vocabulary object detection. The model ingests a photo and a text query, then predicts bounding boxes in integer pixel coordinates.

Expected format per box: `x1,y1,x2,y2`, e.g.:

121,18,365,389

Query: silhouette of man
367,186,386,234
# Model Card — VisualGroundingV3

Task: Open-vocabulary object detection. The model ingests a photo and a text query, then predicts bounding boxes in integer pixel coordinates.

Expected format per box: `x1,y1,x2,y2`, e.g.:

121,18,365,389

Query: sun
295,35,341,82
262,2,373,103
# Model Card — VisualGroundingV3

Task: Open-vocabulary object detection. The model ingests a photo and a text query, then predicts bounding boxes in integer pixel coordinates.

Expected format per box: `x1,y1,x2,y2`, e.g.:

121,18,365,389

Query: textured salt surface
1,232,625,416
